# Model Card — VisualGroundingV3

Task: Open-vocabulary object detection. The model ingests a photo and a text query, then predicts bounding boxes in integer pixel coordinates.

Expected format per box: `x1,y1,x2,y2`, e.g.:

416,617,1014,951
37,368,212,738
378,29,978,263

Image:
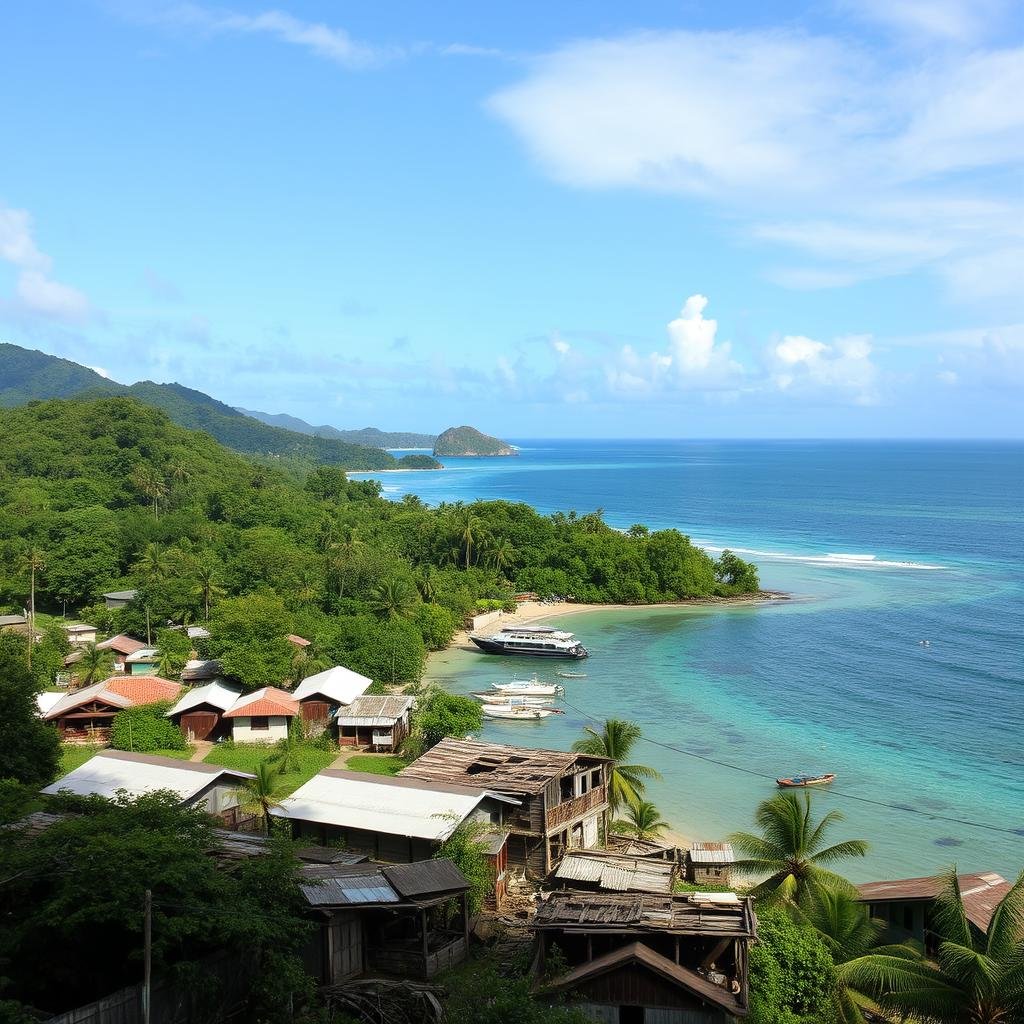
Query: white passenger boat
470,624,589,659
491,677,564,697
472,693,556,706
482,704,563,720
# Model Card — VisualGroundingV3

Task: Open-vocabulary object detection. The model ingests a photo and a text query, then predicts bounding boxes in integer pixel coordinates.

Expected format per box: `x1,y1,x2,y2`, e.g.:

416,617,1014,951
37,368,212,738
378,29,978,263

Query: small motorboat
777,773,836,788
483,704,564,720
556,671,587,679
491,676,563,697
472,693,555,707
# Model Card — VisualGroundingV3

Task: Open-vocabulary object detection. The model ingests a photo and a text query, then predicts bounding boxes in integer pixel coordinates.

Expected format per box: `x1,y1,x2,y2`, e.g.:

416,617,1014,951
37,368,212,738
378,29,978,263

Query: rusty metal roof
298,858,468,908
335,695,413,726
689,842,735,865
555,851,676,895
856,871,1011,933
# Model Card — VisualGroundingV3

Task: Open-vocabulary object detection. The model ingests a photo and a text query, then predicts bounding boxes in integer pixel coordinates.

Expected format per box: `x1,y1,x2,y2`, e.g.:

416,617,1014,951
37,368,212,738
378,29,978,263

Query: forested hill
0,343,437,471
0,397,759,686
433,425,516,456
238,408,436,449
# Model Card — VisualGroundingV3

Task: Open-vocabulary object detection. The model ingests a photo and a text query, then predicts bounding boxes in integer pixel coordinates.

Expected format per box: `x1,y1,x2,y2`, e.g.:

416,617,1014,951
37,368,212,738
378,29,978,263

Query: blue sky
1,0,1022,437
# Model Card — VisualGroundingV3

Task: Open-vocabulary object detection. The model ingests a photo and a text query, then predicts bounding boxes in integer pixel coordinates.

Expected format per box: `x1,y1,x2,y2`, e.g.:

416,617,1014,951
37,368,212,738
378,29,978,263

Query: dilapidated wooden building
400,738,610,877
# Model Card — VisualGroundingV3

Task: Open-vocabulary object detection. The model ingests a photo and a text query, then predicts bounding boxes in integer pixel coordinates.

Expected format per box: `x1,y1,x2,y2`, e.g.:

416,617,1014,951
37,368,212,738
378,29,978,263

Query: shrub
413,690,482,749
110,700,187,753
414,603,457,651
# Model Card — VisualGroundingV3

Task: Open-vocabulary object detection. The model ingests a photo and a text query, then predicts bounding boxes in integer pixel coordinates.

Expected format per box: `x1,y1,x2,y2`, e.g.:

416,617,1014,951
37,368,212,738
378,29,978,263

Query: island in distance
433,425,517,457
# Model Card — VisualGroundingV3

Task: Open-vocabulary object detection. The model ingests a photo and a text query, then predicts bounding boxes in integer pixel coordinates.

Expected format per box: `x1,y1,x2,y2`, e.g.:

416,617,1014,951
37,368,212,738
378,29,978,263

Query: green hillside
433,424,516,456
239,407,436,448
0,343,437,471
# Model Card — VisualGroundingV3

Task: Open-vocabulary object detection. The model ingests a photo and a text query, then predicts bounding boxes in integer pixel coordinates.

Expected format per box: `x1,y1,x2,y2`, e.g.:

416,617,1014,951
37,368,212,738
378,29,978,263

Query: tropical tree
370,577,419,620
728,791,869,903
192,561,226,621
452,509,483,569
135,542,171,580
490,537,515,575
844,868,1024,1024
613,799,669,841
796,882,922,1024
571,719,661,815
77,641,114,686
271,717,307,774
237,762,283,834
130,465,168,518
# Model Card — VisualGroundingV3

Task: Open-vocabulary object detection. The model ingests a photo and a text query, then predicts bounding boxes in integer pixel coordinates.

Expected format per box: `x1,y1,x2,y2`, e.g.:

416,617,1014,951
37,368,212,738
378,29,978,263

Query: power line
558,695,1024,838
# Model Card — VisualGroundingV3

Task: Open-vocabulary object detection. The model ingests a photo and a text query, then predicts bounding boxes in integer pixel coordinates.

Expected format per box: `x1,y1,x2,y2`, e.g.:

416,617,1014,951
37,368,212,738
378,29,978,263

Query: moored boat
472,692,556,706
482,704,563,720
556,671,587,679
776,773,836,788
470,624,589,659
491,677,563,697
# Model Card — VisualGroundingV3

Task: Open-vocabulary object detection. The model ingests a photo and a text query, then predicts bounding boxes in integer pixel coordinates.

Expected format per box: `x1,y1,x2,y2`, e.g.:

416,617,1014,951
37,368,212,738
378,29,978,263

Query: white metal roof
43,679,133,719
166,680,243,717
65,623,96,633
41,750,254,802
125,648,158,663
35,691,63,716
292,665,372,706
688,842,735,865
271,770,494,841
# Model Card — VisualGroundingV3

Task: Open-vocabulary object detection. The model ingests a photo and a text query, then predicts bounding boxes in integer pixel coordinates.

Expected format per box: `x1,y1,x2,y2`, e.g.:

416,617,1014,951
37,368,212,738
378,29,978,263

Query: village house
125,647,160,675
686,843,735,887
300,858,472,983
102,589,138,610
292,665,373,734
222,686,299,742
166,680,243,742
64,623,98,645
856,871,1011,951
272,769,517,864
400,737,611,877
41,750,254,826
96,633,148,671
532,890,756,1024
42,675,182,740
335,695,413,751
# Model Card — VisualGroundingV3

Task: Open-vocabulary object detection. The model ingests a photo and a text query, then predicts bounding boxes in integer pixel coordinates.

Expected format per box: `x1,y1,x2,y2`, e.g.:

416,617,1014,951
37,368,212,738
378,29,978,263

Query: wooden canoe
776,773,836,788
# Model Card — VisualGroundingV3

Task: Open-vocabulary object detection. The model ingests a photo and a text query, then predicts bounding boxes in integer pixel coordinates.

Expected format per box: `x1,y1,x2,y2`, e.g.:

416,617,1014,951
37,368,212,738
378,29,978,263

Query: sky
1,0,1022,438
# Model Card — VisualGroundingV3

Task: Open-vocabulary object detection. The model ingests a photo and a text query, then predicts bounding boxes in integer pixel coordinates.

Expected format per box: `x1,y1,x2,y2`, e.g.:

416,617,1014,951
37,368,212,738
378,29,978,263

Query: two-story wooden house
400,737,610,877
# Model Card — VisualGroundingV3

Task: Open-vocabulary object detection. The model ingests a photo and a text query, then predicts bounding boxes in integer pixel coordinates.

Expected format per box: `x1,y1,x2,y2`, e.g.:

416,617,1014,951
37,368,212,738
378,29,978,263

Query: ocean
351,440,1024,881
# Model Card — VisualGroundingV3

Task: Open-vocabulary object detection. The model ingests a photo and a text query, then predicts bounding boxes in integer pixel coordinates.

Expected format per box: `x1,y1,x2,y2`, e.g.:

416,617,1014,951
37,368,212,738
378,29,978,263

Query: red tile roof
223,686,299,719
104,676,182,705
857,871,1011,933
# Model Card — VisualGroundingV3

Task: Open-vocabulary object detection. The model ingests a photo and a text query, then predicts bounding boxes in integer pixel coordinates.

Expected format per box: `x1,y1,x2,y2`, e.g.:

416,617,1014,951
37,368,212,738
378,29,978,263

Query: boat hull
470,636,589,658
776,774,836,788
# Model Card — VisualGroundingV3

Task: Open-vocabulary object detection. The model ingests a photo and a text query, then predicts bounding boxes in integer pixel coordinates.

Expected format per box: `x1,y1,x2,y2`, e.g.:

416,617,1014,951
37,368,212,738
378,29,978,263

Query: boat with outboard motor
482,703,564,720
491,676,563,697
472,692,556,706
470,624,589,659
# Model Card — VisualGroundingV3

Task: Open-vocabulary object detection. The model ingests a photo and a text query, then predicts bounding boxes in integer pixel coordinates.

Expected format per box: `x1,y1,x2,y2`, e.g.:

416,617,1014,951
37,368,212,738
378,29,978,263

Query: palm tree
490,537,515,575
797,883,922,1024
370,577,419,620
135,542,170,580
192,561,226,621
845,868,1024,1024
614,800,669,841
17,546,45,669
131,465,168,518
571,719,662,815
78,641,114,686
237,762,283,834
452,509,482,569
416,565,439,603
728,791,869,903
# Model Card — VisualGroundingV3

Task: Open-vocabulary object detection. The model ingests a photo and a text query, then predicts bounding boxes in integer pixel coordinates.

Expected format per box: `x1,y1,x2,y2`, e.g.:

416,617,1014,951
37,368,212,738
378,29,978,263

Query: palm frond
930,867,974,950
984,868,1024,965
810,838,871,865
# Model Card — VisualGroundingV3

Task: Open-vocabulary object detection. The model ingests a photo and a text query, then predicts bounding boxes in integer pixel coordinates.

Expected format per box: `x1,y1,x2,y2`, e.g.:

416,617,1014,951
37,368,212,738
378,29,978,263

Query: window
903,906,914,932
250,716,269,731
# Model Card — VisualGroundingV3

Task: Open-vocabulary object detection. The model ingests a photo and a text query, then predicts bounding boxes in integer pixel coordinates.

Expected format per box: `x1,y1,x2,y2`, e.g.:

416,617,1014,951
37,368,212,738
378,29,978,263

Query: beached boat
776,773,836,788
471,692,556,706
482,704,563,720
556,670,587,679
470,624,589,659
491,677,563,697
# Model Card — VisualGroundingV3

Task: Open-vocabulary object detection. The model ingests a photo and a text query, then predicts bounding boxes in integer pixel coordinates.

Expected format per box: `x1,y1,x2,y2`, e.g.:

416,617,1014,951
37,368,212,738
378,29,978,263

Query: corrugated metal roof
555,851,677,894
103,590,138,600
382,858,468,898
857,872,1011,933
293,666,372,706
96,634,148,655
167,680,242,717
335,695,413,726
689,842,735,865
301,870,400,907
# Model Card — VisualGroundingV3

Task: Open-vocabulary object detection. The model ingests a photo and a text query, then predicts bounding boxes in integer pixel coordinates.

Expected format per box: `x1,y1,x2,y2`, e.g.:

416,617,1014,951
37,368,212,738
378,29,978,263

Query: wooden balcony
546,785,607,830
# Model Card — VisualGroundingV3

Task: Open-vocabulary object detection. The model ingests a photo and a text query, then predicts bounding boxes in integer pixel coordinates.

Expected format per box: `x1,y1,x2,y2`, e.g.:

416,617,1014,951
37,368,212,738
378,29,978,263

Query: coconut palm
490,537,515,575
135,542,170,580
844,868,1024,1024
131,466,168,518
78,641,113,686
797,883,922,1024
370,577,419,620
571,719,662,815
728,791,869,904
237,762,283,834
192,561,226,621
614,800,669,841
451,509,483,569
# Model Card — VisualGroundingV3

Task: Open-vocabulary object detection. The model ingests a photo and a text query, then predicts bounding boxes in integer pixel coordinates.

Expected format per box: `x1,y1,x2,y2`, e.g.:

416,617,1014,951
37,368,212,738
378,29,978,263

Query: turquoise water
353,441,1024,881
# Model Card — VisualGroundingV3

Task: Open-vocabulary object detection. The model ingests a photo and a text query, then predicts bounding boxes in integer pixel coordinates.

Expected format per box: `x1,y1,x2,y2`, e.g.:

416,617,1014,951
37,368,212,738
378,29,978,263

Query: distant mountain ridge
0,343,438,472
237,407,436,449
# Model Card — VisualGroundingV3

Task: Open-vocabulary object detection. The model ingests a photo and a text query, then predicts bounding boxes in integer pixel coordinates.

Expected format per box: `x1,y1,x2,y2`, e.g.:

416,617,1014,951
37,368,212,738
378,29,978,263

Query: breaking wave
694,543,946,571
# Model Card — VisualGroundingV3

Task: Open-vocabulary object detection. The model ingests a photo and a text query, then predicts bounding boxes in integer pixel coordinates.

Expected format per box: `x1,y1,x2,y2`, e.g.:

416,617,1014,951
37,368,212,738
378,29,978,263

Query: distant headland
433,425,517,457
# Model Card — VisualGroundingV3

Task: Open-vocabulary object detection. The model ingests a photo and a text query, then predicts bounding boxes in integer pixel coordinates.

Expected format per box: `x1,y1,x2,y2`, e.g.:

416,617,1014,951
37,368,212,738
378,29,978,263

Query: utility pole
143,889,152,1024
145,605,152,646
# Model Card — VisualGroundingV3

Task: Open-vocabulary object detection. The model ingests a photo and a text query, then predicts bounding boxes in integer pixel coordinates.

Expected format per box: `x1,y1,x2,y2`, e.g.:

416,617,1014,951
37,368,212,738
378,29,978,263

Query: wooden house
554,849,678,895
166,680,243,741
292,665,372,733
300,858,471,983
64,623,98,645
41,750,254,827
42,675,182,741
272,769,517,863
686,843,735,886
400,737,611,877
96,633,148,672
532,891,756,1023
102,589,138,610
334,695,413,750
856,871,1011,952
222,687,299,742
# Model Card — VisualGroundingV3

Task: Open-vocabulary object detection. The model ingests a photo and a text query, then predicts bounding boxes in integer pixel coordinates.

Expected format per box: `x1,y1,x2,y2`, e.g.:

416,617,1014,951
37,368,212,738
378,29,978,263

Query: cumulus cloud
0,204,91,322
771,333,878,402
487,28,1024,302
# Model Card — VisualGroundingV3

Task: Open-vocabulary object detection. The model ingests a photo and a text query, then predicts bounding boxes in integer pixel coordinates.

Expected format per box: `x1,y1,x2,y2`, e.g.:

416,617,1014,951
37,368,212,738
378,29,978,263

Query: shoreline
424,592,787,851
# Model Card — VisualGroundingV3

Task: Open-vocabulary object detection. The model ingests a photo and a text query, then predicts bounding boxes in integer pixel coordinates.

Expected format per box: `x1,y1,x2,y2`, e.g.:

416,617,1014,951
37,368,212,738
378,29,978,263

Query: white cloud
142,3,393,68
488,29,1024,303
551,333,571,356
0,204,91,322
842,0,1010,42
770,333,878,402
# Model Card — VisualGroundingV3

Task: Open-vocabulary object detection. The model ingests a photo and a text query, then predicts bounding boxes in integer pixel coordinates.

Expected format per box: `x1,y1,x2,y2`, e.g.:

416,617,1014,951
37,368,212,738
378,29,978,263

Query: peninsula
433,424,517,457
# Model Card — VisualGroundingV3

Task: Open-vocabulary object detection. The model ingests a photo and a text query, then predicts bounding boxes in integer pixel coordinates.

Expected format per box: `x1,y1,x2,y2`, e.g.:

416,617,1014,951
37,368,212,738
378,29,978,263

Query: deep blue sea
352,441,1024,881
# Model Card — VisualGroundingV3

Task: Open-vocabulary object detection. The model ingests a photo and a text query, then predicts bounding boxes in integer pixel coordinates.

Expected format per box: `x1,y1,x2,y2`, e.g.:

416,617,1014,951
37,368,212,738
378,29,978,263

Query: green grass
147,747,194,760
345,754,405,776
203,742,335,796
59,743,104,777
